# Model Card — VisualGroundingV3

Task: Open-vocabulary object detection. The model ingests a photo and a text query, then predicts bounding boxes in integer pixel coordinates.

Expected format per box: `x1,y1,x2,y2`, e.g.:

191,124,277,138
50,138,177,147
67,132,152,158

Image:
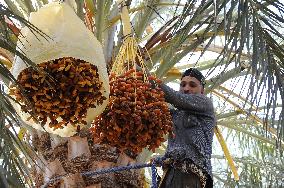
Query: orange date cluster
10,57,106,130
91,69,173,154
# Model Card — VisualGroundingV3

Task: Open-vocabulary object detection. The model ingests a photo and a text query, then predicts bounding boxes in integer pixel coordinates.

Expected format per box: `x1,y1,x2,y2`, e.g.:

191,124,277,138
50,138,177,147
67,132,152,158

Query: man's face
179,76,204,94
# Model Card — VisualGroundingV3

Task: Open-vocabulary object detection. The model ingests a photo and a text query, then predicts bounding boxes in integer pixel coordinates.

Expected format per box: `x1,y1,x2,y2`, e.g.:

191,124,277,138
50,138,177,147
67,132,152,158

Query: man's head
180,68,206,94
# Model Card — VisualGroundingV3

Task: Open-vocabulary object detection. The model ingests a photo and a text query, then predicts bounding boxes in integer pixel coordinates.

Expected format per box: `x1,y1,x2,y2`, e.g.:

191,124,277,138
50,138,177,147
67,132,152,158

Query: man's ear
201,87,205,94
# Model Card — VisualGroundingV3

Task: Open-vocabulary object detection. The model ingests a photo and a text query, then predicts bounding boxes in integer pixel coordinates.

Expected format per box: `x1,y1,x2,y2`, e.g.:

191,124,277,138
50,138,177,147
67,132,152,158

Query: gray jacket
160,84,216,178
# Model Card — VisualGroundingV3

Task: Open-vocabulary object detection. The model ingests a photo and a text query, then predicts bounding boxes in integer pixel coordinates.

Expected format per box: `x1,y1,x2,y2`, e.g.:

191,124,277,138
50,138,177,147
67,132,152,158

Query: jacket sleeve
160,83,214,115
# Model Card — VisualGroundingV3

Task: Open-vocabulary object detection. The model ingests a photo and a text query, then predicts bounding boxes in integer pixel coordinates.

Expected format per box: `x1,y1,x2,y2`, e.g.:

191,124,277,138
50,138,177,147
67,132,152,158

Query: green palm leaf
0,3,46,187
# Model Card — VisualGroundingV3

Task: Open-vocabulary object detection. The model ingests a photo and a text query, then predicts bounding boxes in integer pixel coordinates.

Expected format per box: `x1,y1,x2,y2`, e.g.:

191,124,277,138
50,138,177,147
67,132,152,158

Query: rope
83,163,151,177
42,156,167,188
151,160,158,188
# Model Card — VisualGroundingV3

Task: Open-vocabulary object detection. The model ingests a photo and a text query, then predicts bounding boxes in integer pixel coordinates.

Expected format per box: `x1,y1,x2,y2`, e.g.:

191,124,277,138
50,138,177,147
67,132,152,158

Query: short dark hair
181,68,206,87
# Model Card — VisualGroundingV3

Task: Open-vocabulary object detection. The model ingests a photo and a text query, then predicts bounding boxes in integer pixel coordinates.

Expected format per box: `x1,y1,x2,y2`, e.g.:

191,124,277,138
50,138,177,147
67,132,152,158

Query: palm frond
133,0,165,39
95,0,113,42
0,86,36,187
0,3,48,187
150,0,284,141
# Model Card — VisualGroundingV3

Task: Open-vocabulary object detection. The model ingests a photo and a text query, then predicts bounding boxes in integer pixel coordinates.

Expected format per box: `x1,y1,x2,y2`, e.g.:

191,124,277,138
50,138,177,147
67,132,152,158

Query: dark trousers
159,167,202,188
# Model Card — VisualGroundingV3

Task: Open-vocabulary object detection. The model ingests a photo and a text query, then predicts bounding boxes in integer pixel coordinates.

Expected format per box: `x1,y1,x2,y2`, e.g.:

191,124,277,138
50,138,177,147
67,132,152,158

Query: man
159,68,215,188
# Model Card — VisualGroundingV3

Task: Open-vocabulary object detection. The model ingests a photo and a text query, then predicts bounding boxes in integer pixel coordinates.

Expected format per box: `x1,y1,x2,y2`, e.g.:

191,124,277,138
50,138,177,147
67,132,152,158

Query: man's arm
160,83,214,114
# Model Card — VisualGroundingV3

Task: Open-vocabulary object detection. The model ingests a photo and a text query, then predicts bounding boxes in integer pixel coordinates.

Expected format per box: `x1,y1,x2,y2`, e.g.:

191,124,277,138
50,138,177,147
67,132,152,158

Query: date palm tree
0,0,283,187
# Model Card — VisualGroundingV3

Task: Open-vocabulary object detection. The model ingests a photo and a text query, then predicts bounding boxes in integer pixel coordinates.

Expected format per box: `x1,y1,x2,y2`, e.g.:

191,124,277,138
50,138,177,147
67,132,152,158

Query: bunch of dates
91,69,173,154
10,57,106,130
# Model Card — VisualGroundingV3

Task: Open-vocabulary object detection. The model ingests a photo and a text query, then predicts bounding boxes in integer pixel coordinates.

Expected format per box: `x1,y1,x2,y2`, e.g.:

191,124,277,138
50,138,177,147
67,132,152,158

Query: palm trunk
31,129,144,188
